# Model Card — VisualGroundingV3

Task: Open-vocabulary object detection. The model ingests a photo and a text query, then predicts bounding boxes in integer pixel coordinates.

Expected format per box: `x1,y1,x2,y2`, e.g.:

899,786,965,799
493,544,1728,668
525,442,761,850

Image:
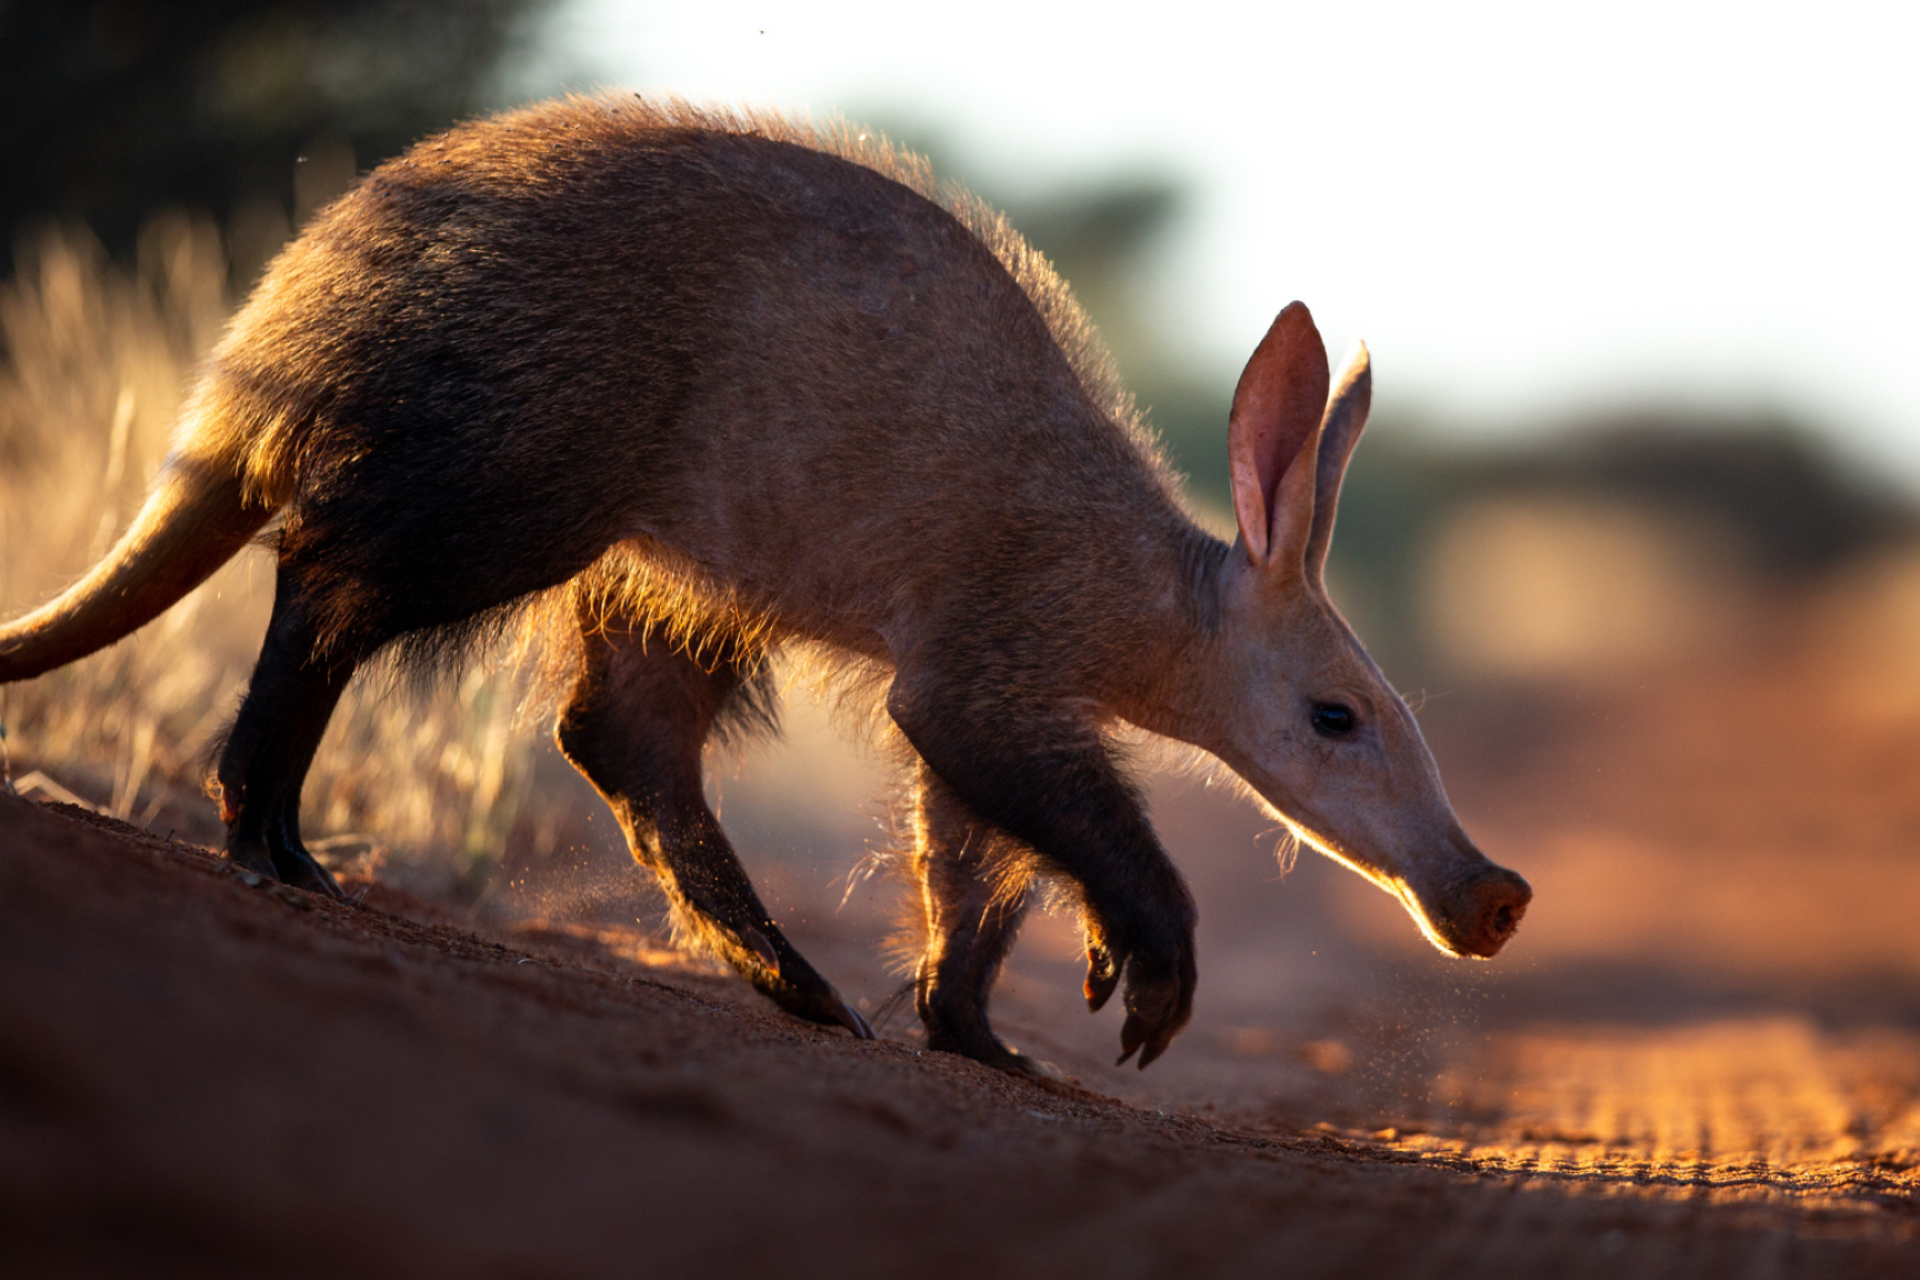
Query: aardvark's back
207,97,1190,662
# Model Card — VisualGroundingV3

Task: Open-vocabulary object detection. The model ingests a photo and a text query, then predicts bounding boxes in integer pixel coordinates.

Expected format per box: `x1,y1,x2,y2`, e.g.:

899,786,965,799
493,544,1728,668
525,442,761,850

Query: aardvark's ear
1227,301,1330,571
1304,341,1372,583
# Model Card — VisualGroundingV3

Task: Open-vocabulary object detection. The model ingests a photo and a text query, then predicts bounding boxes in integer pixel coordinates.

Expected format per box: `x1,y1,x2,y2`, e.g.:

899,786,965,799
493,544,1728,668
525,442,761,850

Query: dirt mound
1,793,1913,1278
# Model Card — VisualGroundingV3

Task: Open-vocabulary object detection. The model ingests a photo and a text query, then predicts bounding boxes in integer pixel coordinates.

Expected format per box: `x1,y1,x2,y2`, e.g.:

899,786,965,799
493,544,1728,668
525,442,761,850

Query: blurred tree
0,0,554,269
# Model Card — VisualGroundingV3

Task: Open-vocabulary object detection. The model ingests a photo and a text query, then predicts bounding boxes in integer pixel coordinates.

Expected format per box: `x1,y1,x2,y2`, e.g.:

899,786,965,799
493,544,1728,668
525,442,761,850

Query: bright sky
536,1,1920,484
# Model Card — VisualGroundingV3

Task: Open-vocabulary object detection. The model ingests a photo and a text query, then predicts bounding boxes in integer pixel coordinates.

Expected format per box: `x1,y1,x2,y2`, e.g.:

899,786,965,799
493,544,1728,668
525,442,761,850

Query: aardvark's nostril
1467,871,1530,955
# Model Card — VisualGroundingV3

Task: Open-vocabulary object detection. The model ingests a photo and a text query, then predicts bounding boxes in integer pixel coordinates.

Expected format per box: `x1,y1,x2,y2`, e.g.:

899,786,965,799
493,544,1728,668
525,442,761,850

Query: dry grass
0,218,557,884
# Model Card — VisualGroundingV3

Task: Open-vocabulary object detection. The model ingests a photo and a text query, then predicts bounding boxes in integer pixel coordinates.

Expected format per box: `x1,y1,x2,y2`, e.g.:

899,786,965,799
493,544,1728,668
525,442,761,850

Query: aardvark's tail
0,452,274,684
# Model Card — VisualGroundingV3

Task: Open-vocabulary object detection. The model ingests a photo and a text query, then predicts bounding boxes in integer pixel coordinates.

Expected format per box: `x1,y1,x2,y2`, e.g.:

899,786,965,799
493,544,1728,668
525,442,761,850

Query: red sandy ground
3,642,1920,1277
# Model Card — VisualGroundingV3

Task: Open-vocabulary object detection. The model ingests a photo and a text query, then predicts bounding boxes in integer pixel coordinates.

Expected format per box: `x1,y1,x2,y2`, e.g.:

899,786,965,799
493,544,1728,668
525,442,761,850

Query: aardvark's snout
1450,867,1531,958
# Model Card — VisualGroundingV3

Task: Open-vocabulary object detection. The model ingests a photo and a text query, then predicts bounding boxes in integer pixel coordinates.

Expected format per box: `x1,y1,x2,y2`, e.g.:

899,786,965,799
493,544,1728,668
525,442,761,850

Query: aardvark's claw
1115,1010,1180,1069
1116,1013,1147,1066
833,997,876,1040
1135,1028,1174,1070
284,848,345,900
1084,943,1119,1011
1006,1049,1072,1084
746,935,875,1040
1113,966,1189,1070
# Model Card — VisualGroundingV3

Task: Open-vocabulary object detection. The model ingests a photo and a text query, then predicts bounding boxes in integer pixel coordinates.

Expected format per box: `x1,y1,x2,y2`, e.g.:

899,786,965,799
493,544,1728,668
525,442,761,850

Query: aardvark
0,97,1529,1072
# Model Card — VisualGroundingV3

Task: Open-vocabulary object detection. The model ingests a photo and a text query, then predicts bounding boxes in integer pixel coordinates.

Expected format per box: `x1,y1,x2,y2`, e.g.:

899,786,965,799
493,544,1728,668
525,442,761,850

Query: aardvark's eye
1311,702,1356,737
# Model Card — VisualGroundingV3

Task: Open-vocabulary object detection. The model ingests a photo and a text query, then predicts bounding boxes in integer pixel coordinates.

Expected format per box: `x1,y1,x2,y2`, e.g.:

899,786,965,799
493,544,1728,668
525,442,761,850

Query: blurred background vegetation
0,0,554,279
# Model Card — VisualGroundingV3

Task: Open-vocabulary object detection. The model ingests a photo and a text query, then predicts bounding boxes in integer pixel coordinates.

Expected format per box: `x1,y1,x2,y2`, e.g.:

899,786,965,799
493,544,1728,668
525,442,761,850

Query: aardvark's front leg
888,667,1197,1068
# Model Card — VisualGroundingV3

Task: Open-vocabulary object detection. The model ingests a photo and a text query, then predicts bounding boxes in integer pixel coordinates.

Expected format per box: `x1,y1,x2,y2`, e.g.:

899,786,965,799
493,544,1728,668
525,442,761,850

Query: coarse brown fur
0,95,1529,1072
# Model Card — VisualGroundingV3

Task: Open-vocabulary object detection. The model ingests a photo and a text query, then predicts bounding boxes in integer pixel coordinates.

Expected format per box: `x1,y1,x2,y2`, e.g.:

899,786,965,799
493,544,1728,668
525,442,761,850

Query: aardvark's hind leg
909,761,1063,1077
554,610,872,1039
215,567,358,898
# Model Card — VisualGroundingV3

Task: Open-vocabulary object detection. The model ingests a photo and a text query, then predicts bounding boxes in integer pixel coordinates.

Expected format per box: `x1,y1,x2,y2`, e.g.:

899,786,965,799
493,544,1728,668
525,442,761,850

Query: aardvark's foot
227,824,346,901
744,934,875,1039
